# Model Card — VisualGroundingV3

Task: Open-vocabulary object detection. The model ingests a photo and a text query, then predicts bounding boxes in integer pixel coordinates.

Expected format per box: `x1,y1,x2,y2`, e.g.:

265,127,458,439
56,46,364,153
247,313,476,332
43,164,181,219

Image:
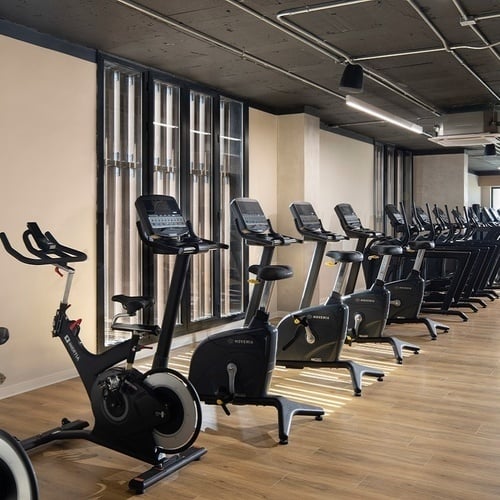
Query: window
220,97,245,316
98,57,247,350
101,62,143,345
374,143,413,234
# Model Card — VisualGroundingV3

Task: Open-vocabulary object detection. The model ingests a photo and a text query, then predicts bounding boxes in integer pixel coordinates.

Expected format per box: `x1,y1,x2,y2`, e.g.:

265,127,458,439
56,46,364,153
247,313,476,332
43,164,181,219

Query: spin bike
229,198,385,396
0,195,222,494
0,327,39,500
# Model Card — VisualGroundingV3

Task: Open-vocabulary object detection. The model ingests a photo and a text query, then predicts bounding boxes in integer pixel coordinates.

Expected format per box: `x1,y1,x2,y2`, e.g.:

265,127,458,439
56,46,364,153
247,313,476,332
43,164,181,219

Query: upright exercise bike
131,195,325,445
0,195,222,494
334,203,421,363
229,198,385,396
0,327,39,500
383,203,449,338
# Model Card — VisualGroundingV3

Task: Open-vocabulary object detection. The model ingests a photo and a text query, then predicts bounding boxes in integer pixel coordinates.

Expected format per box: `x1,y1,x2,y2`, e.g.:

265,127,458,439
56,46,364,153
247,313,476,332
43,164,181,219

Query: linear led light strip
345,95,423,134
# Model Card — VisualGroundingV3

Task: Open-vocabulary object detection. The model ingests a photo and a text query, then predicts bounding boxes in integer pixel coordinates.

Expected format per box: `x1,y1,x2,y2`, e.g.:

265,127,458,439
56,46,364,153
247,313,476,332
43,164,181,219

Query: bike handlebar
0,222,88,266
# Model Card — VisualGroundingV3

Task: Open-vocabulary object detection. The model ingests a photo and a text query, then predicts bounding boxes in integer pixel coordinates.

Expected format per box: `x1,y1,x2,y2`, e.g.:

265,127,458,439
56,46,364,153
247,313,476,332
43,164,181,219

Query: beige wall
247,110,375,312
477,175,500,205
468,173,481,206
0,35,97,397
247,108,279,312
413,153,468,209
275,113,321,312
316,130,374,299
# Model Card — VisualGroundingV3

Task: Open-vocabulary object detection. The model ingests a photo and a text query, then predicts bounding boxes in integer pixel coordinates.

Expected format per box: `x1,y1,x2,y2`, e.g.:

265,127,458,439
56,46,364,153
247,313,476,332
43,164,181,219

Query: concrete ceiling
1,0,500,174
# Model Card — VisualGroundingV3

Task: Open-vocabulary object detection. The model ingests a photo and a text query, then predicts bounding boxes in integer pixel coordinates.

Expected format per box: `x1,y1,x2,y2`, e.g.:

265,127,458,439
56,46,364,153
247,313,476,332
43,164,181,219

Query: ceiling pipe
224,0,440,117
276,0,500,108
275,0,375,17
451,0,500,64
223,0,343,62
274,0,440,116
406,0,500,101
353,41,500,63
113,0,345,100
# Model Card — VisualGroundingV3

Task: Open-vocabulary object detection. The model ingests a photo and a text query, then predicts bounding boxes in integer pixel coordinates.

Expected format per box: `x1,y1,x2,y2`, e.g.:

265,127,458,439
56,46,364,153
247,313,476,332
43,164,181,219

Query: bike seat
408,240,434,251
325,250,363,263
112,295,154,315
249,264,293,281
370,244,403,256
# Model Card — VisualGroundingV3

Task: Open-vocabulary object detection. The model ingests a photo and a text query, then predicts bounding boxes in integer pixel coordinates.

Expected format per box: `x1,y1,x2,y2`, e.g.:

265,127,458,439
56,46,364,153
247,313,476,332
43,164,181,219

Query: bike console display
136,195,189,239
136,195,225,255
335,203,382,240
231,198,298,246
230,198,269,234
290,201,345,242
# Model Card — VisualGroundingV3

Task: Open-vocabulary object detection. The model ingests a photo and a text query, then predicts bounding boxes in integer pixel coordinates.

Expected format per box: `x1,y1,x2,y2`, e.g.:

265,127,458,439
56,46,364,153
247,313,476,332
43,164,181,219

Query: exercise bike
0,326,39,500
0,195,222,494
229,198,385,396
383,203,449,338
334,203,421,364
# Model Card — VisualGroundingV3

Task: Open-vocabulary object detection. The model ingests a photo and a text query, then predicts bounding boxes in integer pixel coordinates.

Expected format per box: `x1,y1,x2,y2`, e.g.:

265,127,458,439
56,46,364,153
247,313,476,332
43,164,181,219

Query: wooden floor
1,302,500,499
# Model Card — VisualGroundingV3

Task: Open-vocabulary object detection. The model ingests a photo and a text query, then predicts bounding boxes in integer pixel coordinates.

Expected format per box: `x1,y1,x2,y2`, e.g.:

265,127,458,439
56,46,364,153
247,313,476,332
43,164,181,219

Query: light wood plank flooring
1,303,500,499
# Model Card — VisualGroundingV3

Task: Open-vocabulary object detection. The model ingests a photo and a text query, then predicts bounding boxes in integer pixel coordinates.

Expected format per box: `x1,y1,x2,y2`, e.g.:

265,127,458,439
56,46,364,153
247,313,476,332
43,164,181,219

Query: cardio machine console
290,202,322,231
230,198,270,234
290,201,345,242
335,203,382,239
136,195,189,239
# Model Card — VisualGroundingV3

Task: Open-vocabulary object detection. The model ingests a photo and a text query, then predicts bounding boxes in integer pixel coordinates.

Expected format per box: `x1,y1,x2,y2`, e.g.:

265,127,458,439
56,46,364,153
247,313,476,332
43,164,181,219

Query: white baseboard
0,367,78,399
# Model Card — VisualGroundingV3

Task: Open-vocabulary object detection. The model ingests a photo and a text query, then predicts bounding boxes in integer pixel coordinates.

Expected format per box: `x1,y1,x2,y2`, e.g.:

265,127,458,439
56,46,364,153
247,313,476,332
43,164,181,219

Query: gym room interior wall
477,175,500,206
468,173,481,206
247,112,375,315
248,108,279,314
0,35,96,397
316,130,374,302
413,153,468,208
275,113,321,313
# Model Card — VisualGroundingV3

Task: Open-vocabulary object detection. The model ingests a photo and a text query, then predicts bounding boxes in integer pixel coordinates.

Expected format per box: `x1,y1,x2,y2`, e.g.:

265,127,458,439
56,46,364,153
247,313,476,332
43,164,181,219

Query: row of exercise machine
0,194,498,497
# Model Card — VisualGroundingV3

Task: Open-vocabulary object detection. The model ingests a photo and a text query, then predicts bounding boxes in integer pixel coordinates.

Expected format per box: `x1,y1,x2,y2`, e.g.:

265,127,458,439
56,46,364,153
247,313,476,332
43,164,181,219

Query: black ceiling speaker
484,143,496,156
339,63,364,93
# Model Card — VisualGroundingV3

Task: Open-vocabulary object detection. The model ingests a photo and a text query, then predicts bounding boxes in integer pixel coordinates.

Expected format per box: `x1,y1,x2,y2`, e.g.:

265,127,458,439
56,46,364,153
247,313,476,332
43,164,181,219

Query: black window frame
96,53,249,352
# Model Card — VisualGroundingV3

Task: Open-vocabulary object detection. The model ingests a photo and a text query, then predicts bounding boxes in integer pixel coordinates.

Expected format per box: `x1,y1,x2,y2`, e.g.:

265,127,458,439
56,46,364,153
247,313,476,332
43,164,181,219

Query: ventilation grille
428,132,500,147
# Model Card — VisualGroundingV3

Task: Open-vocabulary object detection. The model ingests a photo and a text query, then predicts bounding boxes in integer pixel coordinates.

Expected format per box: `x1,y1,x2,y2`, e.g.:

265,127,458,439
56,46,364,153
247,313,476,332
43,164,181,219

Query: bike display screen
136,195,189,238
290,202,321,231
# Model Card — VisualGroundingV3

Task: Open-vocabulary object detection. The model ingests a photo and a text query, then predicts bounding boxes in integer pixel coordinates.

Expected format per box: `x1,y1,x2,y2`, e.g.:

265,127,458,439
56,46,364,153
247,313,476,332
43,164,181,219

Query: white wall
0,35,97,397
